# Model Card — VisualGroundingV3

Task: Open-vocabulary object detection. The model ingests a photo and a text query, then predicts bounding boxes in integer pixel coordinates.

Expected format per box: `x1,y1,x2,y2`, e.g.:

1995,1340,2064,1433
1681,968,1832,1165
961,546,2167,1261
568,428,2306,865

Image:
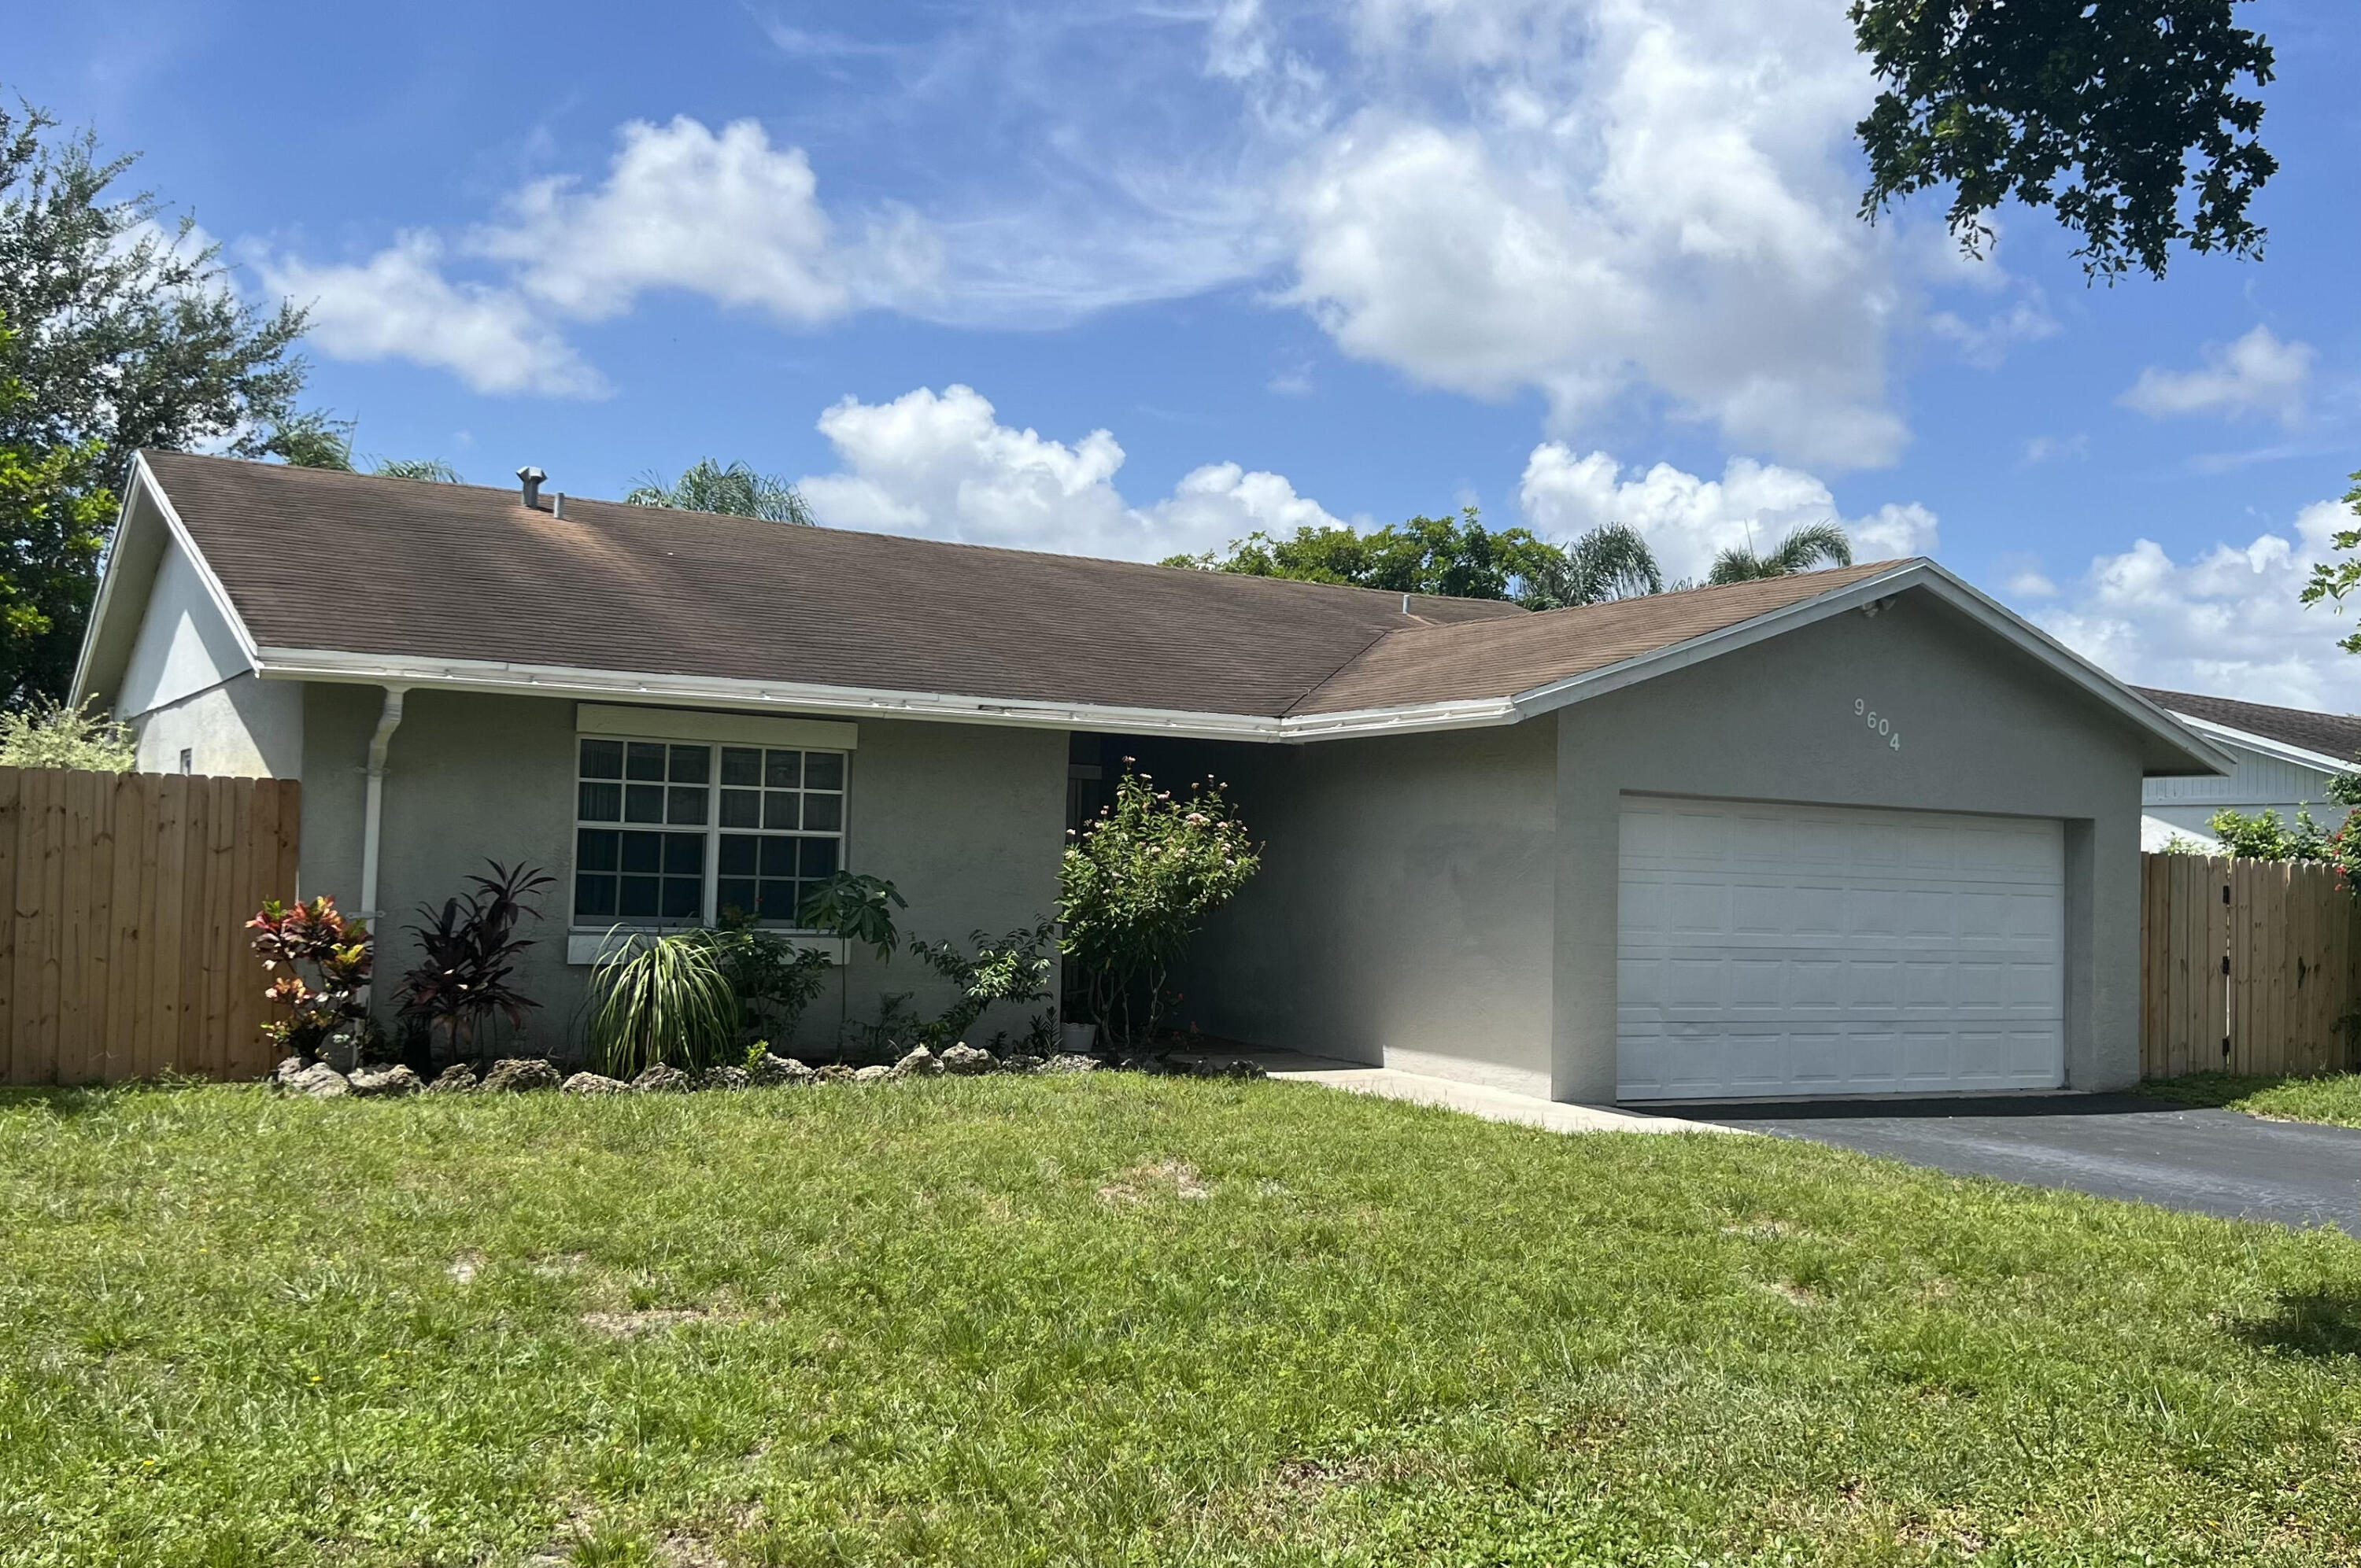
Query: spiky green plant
586,931,739,1077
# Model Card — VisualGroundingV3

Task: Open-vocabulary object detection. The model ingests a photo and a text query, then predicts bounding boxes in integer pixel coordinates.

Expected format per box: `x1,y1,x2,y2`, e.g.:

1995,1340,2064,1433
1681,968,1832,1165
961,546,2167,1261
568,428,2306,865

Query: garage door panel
1617,796,2064,1101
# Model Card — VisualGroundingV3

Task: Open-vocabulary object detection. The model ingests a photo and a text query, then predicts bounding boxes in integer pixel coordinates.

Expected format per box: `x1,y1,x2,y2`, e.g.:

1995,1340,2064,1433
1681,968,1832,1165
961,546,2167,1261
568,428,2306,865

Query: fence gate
0,768,300,1086
2140,852,2359,1079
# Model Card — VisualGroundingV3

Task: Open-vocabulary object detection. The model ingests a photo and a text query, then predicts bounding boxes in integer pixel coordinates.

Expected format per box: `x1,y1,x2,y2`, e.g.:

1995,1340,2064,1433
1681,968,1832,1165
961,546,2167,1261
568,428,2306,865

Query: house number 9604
1853,697,1901,751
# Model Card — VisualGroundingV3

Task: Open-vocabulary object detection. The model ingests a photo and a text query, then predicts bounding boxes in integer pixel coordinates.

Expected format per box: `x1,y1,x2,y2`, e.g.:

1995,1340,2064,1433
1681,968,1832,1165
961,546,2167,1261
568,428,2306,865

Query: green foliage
268,410,356,470
1706,521,1856,585
0,102,319,700
4,1080,2359,1562
703,909,831,1042
625,458,814,525
907,921,1058,1047
393,862,554,1058
2136,1069,2361,1128
2297,471,2361,651
1851,0,2277,280
1060,766,1259,1046
246,896,372,1059
586,932,740,1076
797,872,906,962
371,456,462,483
2204,805,2333,863
0,695,132,770
1163,507,1663,609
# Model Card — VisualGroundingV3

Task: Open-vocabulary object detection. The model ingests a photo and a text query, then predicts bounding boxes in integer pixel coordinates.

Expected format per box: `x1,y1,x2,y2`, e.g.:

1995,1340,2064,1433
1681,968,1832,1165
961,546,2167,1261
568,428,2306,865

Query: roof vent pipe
552,493,566,520
516,466,546,508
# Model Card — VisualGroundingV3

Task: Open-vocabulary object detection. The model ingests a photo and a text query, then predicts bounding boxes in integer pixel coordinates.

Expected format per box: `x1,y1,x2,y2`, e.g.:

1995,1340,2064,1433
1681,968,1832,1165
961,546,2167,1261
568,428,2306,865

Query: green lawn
2,1079,2357,1567
2137,1071,2361,1130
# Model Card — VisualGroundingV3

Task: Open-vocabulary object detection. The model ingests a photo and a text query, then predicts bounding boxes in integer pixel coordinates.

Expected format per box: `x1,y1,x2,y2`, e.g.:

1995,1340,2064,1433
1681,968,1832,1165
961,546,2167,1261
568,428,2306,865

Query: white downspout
359,684,408,938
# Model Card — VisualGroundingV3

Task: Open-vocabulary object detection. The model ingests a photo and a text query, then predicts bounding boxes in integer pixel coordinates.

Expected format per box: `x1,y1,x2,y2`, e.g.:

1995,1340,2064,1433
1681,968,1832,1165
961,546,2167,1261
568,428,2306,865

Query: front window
574,737,845,927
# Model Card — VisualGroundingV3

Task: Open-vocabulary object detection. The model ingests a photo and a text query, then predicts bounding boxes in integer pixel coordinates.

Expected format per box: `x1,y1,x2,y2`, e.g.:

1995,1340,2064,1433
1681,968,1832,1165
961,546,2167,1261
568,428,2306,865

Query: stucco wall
1550,588,2147,1101
298,685,1066,1062
131,672,303,778
118,539,249,717
1149,720,1561,1095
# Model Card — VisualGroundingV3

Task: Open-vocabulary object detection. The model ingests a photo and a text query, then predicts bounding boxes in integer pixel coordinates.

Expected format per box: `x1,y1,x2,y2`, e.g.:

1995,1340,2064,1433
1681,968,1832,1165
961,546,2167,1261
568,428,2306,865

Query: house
72,452,2229,1101
2133,688,2359,850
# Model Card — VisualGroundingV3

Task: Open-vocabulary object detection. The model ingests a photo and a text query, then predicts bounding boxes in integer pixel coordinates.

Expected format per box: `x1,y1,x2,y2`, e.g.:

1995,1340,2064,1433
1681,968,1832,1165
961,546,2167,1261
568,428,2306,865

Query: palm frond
1769,520,1853,573
1565,523,1663,601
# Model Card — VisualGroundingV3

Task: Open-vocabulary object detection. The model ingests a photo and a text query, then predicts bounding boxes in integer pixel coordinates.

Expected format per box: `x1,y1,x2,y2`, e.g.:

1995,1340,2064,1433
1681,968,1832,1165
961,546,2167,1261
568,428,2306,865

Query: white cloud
1259,0,1918,468
2007,570,2058,599
796,383,1344,560
2022,433,2088,465
254,232,607,397
2119,326,2315,425
1515,443,1937,583
2030,499,2361,710
257,118,934,395
479,116,938,322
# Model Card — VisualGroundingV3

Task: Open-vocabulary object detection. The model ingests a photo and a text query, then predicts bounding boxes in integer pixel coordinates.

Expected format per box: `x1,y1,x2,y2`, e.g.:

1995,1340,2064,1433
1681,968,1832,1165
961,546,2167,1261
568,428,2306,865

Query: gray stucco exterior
110,570,2164,1098
286,686,1067,1060
1155,588,2151,1098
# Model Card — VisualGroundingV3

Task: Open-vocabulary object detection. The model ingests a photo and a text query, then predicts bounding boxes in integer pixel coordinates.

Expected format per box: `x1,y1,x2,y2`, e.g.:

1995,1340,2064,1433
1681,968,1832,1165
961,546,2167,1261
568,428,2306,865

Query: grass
0,1079,2356,1567
2137,1071,2361,1129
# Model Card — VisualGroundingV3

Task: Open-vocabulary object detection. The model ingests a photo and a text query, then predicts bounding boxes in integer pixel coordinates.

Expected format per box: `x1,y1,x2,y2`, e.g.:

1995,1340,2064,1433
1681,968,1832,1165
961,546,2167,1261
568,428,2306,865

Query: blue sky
19,0,2361,706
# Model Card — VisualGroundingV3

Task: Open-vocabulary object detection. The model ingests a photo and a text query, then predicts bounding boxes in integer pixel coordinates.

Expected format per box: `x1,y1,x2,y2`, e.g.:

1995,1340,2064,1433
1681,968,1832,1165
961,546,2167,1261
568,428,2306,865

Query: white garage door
1616,796,2064,1101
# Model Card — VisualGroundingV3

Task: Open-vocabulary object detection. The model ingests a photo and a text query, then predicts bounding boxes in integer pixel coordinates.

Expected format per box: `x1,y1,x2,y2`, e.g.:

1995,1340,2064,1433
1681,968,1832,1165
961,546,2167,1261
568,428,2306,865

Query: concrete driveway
1686,1094,2361,1235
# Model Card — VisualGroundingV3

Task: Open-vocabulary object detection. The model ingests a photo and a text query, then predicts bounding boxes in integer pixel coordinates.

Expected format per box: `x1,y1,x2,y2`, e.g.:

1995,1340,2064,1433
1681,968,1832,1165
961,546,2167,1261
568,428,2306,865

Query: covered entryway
1616,795,2065,1101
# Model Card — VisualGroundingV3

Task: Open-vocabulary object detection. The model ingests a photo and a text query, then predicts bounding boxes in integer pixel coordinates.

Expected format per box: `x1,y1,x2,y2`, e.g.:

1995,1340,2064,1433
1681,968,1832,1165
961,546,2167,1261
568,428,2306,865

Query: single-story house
72,452,2230,1101
2134,687,2359,851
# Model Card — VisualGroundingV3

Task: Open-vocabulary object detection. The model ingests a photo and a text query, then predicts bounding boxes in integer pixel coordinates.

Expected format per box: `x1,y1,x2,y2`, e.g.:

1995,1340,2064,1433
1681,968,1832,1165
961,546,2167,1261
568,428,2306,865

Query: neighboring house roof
2133,687,2361,771
74,452,2229,771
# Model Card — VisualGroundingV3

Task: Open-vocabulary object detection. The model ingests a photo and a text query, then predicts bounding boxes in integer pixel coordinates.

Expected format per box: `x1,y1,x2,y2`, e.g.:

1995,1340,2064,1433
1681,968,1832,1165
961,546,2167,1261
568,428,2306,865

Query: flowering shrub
1059,763,1259,1046
248,896,372,1059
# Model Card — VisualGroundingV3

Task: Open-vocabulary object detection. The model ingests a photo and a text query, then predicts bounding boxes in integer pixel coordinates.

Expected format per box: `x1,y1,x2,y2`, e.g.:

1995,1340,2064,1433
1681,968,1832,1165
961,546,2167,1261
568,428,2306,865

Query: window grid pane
576,740,845,928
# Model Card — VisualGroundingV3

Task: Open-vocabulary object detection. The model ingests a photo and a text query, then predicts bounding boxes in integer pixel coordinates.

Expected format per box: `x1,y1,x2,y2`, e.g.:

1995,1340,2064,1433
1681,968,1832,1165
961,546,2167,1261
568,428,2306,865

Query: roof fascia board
66,463,148,704
79,454,266,705
1508,560,2237,777
2169,712,2358,775
255,647,1524,743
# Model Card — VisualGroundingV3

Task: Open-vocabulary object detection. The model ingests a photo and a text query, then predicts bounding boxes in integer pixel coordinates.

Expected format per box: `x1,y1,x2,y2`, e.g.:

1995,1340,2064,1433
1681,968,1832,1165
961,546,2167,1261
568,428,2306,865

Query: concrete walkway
1247,1051,1742,1135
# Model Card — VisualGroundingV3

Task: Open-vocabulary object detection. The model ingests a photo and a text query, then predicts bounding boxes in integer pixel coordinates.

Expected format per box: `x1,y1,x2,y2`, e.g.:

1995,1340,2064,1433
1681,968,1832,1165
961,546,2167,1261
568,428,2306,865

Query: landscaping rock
425,1064,478,1094
750,1053,813,1086
1002,1053,1045,1074
892,1046,943,1079
1040,1053,1101,1075
318,1024,364,1074
851,1064,894,1084
349,1064,423,1098
700,1065,751,1091
285,1062,349,1098
815,1064,856,1084
560,1072,630,1096
939,1042,996,1075
631,1064,693,1094
274,1056,307,1087
478,1058,562,1094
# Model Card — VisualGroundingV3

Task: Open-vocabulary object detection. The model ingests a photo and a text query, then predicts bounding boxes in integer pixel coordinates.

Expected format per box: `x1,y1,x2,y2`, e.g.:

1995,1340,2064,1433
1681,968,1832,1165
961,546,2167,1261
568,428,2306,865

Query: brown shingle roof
137,452,1907,721
2134,687,2361,765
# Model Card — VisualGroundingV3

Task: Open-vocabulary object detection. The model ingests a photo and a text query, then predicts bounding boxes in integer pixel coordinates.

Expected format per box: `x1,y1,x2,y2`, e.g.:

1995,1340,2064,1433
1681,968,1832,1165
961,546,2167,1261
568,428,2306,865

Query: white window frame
566,707,857,965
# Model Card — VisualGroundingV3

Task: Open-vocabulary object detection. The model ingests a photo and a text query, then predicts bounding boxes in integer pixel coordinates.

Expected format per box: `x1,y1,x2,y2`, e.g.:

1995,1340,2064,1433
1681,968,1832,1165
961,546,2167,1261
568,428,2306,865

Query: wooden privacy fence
0,767,300,1086
2141,852,2361,1080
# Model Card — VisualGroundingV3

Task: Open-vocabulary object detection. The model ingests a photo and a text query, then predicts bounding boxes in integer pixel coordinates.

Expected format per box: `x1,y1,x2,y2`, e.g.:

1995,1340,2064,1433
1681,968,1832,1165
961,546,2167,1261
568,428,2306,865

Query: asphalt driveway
1685,1094,2361,1235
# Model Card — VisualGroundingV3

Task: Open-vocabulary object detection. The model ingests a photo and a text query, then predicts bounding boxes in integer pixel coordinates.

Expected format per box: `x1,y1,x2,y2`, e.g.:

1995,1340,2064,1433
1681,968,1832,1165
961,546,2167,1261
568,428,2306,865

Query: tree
1706,521,1856,585
267,413,460,482
2297,472,2361,652
0,99,323,703
1852,0,2276,281
626,458,815,524
1163,507,1662,610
